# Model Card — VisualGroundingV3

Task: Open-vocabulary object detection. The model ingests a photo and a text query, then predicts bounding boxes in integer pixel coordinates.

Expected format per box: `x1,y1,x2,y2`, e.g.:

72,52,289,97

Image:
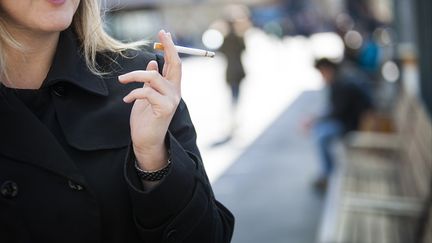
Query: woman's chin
37,18,74,33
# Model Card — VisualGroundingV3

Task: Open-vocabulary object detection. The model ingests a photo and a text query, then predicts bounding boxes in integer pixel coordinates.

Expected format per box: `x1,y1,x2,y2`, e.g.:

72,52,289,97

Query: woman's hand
119,30,182,171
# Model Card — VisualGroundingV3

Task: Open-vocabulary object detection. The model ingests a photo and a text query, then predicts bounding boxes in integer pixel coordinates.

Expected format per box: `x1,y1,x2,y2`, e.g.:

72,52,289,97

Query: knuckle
133,87,147,97
142,86,151,95
169,57,181,67
130,89,140,98
149,70,159,77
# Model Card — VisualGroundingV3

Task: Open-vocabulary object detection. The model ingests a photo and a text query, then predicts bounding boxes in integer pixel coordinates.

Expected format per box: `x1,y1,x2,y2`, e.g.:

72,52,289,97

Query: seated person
306,58,373,191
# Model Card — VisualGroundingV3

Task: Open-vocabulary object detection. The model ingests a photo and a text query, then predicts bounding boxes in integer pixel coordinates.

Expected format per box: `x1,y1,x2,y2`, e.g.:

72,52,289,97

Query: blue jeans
313,119,344,177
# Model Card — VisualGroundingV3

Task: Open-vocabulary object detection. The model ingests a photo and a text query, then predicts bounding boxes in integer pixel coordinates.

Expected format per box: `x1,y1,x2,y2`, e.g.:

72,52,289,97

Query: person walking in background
305,58,372,192
219,20,246,139
0,0,234,242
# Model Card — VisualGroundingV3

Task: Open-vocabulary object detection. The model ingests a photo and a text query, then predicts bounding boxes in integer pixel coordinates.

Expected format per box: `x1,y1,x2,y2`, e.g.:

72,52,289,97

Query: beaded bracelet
135,159,172,181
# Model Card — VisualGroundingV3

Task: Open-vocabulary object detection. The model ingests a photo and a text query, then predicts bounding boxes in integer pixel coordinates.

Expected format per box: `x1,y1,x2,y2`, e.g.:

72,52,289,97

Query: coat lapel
0,89,87,186
42,28,132,151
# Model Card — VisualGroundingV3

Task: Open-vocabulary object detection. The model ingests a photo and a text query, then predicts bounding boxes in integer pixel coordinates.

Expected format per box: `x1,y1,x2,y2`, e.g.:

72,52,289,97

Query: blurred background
103,0,431,242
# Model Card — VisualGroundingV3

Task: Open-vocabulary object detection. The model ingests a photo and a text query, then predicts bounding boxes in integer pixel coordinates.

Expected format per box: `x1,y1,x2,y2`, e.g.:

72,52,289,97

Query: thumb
146,60,159,72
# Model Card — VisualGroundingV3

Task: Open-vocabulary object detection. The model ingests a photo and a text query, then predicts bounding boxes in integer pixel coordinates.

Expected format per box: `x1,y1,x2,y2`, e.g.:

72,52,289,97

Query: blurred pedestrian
305,58,372,192
219,20,246,138
357,29,381,80
0,1,233,242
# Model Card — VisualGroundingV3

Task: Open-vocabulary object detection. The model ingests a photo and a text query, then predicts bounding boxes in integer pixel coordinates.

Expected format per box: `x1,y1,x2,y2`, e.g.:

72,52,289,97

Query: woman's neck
2,28,59,89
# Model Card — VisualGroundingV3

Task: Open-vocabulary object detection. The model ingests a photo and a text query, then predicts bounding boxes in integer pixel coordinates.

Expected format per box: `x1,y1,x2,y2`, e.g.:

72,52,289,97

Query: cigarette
153,42,215,58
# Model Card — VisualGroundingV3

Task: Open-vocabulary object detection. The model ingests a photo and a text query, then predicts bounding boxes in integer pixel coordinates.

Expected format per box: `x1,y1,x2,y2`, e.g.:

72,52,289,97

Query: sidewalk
213,90,324,243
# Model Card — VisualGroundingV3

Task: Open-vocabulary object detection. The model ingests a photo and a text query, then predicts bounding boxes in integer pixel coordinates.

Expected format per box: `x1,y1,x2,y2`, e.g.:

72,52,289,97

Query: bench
318,89,432,243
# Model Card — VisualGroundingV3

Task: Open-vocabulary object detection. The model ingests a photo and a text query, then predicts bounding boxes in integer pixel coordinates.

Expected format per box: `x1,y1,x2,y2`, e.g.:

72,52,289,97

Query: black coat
0,29,234,243
219,31,245,86
326,75,372,132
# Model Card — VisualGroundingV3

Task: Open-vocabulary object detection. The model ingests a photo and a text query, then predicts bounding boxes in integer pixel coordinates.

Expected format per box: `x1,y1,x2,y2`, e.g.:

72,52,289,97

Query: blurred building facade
392,0,431,115
103,0,275,44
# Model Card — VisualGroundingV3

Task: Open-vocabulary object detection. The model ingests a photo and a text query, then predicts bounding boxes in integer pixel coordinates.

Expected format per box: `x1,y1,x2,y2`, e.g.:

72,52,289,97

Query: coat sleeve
123,99,235,243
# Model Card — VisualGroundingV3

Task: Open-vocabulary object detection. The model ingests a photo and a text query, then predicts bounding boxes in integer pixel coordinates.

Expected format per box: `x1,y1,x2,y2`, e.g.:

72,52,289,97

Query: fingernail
123,96,129,103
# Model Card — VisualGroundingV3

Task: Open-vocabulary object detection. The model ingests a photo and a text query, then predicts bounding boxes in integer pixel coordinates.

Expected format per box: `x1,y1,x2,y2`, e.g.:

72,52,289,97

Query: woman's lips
47,0,66,5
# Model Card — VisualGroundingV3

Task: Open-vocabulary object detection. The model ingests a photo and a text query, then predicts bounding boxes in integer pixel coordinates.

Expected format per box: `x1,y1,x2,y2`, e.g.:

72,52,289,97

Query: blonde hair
0,0,144,79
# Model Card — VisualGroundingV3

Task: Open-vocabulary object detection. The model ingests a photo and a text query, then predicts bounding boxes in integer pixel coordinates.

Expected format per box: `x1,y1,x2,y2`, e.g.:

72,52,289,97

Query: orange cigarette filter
154,43,164,51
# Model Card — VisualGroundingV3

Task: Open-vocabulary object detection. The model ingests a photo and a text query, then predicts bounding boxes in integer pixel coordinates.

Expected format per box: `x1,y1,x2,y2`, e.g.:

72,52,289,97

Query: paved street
213,91,324,243
181,28,334,243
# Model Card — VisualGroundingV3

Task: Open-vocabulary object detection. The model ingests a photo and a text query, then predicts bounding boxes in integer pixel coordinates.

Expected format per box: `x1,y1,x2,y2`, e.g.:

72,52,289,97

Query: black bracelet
135,159,172,181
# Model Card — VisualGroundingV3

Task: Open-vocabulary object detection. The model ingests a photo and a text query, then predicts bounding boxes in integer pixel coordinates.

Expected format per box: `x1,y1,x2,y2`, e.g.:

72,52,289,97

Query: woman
0,1,234,242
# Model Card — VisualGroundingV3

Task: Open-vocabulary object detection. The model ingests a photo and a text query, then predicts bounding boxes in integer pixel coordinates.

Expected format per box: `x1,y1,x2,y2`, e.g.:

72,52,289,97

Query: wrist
133,143,169,171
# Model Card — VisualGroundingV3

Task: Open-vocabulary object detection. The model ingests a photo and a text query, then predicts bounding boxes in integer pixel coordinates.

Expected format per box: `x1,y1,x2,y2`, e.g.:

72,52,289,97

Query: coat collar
0,28,112,185
43,28,109,97
0,28,155,182
0,89,87,185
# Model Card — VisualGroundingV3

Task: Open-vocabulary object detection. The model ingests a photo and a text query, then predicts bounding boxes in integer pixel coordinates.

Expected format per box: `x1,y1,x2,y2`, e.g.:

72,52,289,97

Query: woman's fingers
123,85,161,104
146,60,159,73
119,30,182,109
158,31,177,63
158,30,182,83
118,70,158,84
123,86,178,115
118,70,171,95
